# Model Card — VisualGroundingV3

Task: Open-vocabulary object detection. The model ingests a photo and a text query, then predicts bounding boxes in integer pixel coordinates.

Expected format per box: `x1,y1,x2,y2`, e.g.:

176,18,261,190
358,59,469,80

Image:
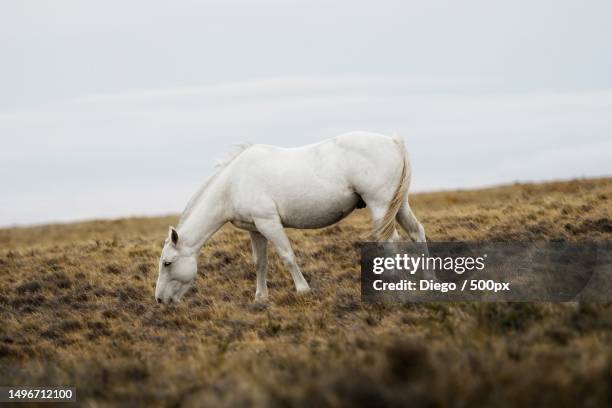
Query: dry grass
0,177,611,407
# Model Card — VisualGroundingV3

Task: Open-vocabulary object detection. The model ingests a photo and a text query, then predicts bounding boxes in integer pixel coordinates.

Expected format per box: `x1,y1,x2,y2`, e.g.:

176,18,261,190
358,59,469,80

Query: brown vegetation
0,177,611,407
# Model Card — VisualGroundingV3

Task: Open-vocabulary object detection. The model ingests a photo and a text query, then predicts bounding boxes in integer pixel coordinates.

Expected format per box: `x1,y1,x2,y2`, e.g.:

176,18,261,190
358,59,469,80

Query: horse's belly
277,191,360,229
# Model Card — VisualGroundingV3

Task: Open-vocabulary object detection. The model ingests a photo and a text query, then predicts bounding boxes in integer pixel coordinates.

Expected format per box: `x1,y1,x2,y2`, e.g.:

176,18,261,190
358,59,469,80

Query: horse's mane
213,142,253,169
178,143,252,227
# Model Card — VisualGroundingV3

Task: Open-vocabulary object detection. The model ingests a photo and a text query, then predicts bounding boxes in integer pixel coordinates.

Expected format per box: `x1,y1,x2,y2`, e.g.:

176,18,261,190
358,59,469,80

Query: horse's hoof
254,293,269,303
296,287,311,296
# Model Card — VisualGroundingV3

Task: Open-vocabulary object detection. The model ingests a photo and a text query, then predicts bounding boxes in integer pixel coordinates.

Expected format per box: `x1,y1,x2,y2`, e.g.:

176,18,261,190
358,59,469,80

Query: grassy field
1,177,611,407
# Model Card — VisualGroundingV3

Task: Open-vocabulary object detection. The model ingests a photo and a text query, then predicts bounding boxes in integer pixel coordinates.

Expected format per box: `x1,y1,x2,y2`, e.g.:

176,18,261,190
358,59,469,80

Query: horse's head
155,226,198,304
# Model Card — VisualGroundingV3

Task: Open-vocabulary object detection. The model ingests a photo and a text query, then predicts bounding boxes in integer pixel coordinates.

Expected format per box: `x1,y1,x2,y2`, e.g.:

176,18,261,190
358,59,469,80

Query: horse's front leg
253,216,311,294
249,231,269,302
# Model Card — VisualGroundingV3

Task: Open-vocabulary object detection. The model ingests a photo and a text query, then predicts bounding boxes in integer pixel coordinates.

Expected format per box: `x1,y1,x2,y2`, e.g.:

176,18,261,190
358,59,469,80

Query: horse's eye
163,261,172,267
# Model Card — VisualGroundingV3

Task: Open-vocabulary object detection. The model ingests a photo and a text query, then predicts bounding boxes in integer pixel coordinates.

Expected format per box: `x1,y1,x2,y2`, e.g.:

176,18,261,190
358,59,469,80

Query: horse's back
233,132,400,185
243,131,400,167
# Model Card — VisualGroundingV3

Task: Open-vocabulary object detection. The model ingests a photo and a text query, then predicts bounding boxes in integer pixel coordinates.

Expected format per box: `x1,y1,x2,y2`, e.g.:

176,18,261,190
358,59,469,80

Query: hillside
0,177,611,406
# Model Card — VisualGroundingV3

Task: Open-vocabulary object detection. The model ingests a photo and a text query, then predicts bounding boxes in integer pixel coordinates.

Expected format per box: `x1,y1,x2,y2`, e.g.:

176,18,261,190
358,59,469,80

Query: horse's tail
373,134,409,241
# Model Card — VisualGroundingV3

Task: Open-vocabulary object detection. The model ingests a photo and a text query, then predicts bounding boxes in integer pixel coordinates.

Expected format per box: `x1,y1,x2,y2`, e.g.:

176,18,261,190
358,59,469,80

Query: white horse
155,131,427,304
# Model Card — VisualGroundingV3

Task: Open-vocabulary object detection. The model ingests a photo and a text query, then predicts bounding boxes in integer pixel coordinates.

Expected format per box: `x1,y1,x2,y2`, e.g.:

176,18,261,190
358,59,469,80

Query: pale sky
1,0,611,226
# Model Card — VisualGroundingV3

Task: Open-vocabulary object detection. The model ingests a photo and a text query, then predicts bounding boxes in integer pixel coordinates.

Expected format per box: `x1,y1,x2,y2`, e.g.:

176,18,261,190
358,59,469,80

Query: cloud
1,75,611,225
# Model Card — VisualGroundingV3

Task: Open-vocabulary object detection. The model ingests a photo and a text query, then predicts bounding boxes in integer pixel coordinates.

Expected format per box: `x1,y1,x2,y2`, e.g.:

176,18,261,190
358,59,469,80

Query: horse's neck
178,175,229,251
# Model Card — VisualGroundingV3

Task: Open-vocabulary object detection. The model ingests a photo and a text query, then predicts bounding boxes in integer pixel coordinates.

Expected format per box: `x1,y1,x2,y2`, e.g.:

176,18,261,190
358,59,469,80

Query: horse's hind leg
367,200,400,242
396,201,427,243
253,216,311,294
249,231,269,302
397,201,432,275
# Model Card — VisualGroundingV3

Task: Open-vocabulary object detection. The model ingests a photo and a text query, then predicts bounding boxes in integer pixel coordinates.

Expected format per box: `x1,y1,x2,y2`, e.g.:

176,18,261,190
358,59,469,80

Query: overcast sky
1,0,611,226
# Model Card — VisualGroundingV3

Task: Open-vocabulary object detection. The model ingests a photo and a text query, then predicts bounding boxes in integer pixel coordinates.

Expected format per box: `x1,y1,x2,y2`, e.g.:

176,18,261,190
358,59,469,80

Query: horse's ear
169,227,179,246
